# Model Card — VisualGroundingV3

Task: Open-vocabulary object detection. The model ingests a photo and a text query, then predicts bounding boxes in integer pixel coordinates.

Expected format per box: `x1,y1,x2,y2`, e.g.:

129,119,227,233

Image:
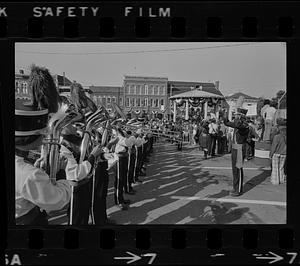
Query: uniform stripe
15,109,48,116
238,170,242,193
116,160,120,205
15,128,47,136
69,186,74,225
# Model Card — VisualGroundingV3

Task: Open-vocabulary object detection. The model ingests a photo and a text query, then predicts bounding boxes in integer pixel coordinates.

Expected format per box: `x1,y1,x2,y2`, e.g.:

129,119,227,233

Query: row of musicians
16,123,154,225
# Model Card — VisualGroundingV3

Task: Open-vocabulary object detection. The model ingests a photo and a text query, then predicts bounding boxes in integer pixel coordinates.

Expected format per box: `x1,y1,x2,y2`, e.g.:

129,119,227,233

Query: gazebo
169,87,225,122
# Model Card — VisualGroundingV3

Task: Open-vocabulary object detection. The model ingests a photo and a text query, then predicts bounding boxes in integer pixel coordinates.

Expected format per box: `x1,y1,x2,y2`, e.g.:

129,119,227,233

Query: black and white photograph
15,42,286,225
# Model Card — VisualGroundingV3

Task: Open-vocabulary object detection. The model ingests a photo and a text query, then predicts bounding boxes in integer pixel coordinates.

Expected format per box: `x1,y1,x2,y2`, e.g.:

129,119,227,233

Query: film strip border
0,2,299,39
5,227,300,264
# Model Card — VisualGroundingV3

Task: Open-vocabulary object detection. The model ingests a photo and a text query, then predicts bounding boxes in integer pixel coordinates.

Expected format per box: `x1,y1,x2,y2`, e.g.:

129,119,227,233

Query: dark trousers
68,179,92,225
209,135,217,156
135,146,143,179
149,136,154,152
92,160,109,225
231,148,244,194
127,148,136,190
217,136,226,154
114,155,128,205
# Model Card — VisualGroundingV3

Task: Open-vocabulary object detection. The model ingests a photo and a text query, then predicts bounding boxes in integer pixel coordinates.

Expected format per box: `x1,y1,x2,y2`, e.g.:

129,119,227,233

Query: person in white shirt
208,118,219,156
261,100,277,141
15,99,71,225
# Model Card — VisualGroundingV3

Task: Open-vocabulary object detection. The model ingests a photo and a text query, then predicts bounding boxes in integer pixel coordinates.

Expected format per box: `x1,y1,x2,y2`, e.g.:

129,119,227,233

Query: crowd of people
149,98,287,188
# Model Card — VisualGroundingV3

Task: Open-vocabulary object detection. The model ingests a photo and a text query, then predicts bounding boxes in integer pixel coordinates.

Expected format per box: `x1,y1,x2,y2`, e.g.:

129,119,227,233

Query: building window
145,85,148,95
145,98,148,107
160,99,164,106
102,97,106,106
161,86,166,95
130,85,135,95
136,85,140,95
125,85,129,94
107,97,111,104
148,85,153,95
15,82,20,93
112,97,116,103
140,85,145,95
137,98,141,107
130,98,135,107
154,86,158,95
119,97,123,106
125,97,130,107
150,98,153,107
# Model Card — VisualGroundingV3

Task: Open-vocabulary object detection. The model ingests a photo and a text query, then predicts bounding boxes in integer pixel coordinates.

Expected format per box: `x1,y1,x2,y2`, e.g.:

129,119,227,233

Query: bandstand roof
169,89,224,99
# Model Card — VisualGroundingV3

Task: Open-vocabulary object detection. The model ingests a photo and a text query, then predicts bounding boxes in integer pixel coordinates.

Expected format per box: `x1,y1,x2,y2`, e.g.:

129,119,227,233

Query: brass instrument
41,103,83,184
79,107,110,164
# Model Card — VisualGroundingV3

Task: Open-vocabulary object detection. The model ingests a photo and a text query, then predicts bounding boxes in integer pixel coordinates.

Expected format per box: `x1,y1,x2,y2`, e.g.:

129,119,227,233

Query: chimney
215,81,220,91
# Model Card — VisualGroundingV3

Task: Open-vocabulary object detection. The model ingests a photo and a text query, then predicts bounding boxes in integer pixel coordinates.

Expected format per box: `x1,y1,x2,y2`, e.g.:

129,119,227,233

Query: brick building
89,86,123,111
123,75,168,117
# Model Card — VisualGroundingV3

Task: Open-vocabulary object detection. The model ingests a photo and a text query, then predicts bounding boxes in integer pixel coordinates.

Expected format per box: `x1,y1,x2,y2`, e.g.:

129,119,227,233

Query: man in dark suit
223,107,249,196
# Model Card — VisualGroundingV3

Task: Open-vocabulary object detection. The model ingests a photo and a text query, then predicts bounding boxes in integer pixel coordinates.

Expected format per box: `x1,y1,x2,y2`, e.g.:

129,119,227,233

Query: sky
15,42,286,98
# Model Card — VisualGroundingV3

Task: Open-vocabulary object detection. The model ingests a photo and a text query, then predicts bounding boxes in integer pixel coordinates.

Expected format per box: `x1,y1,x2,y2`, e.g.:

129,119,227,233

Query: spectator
262,100,277,141
197,120,210,159
208,118,219,156
244,118,259,161
270,119,286,185
217,118,227,155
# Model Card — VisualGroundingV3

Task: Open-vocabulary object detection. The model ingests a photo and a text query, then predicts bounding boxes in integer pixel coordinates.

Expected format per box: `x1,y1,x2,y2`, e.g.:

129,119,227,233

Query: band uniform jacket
223,118,249,144
15,155,71,219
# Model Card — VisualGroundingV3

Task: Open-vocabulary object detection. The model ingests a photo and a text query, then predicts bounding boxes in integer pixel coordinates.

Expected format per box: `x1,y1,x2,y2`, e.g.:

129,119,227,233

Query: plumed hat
70,82,97,113
15,98,49,136
28,65,61,113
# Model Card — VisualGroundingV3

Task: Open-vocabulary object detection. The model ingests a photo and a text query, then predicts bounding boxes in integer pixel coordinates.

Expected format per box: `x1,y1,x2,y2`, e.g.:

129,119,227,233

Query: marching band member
107,127,131,210
15,98,71,225
60,124,103,225
134,129,145,181
223,97,250,197
60,82,102,225
125,130,137,195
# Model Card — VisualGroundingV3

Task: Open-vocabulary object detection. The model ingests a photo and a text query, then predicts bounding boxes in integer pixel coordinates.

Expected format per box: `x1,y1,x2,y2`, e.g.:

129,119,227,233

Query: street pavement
49,139,286,225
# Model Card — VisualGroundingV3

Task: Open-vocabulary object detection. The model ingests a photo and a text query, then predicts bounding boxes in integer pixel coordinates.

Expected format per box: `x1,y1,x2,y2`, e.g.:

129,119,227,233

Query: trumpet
41,103,83,183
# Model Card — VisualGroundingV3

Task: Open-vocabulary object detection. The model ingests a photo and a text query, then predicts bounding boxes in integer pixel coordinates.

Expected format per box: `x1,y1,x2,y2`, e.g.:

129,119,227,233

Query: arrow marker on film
114,252,141,264
254,251,283,264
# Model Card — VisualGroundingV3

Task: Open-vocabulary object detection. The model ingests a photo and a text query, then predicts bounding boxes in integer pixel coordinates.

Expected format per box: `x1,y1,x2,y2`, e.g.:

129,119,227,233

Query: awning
170,90,224,99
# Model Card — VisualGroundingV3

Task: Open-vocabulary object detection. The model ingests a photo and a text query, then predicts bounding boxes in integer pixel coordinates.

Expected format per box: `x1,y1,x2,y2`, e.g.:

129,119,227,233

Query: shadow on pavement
243,170,271,194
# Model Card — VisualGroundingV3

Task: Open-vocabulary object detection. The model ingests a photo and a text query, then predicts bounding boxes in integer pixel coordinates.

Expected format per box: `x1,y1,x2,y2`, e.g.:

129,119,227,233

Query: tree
272,90,286,109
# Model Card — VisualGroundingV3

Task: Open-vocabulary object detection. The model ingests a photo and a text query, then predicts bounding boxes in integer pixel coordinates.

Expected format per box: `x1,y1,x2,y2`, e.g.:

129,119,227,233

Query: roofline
168,80,217,85
124,75,168,80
